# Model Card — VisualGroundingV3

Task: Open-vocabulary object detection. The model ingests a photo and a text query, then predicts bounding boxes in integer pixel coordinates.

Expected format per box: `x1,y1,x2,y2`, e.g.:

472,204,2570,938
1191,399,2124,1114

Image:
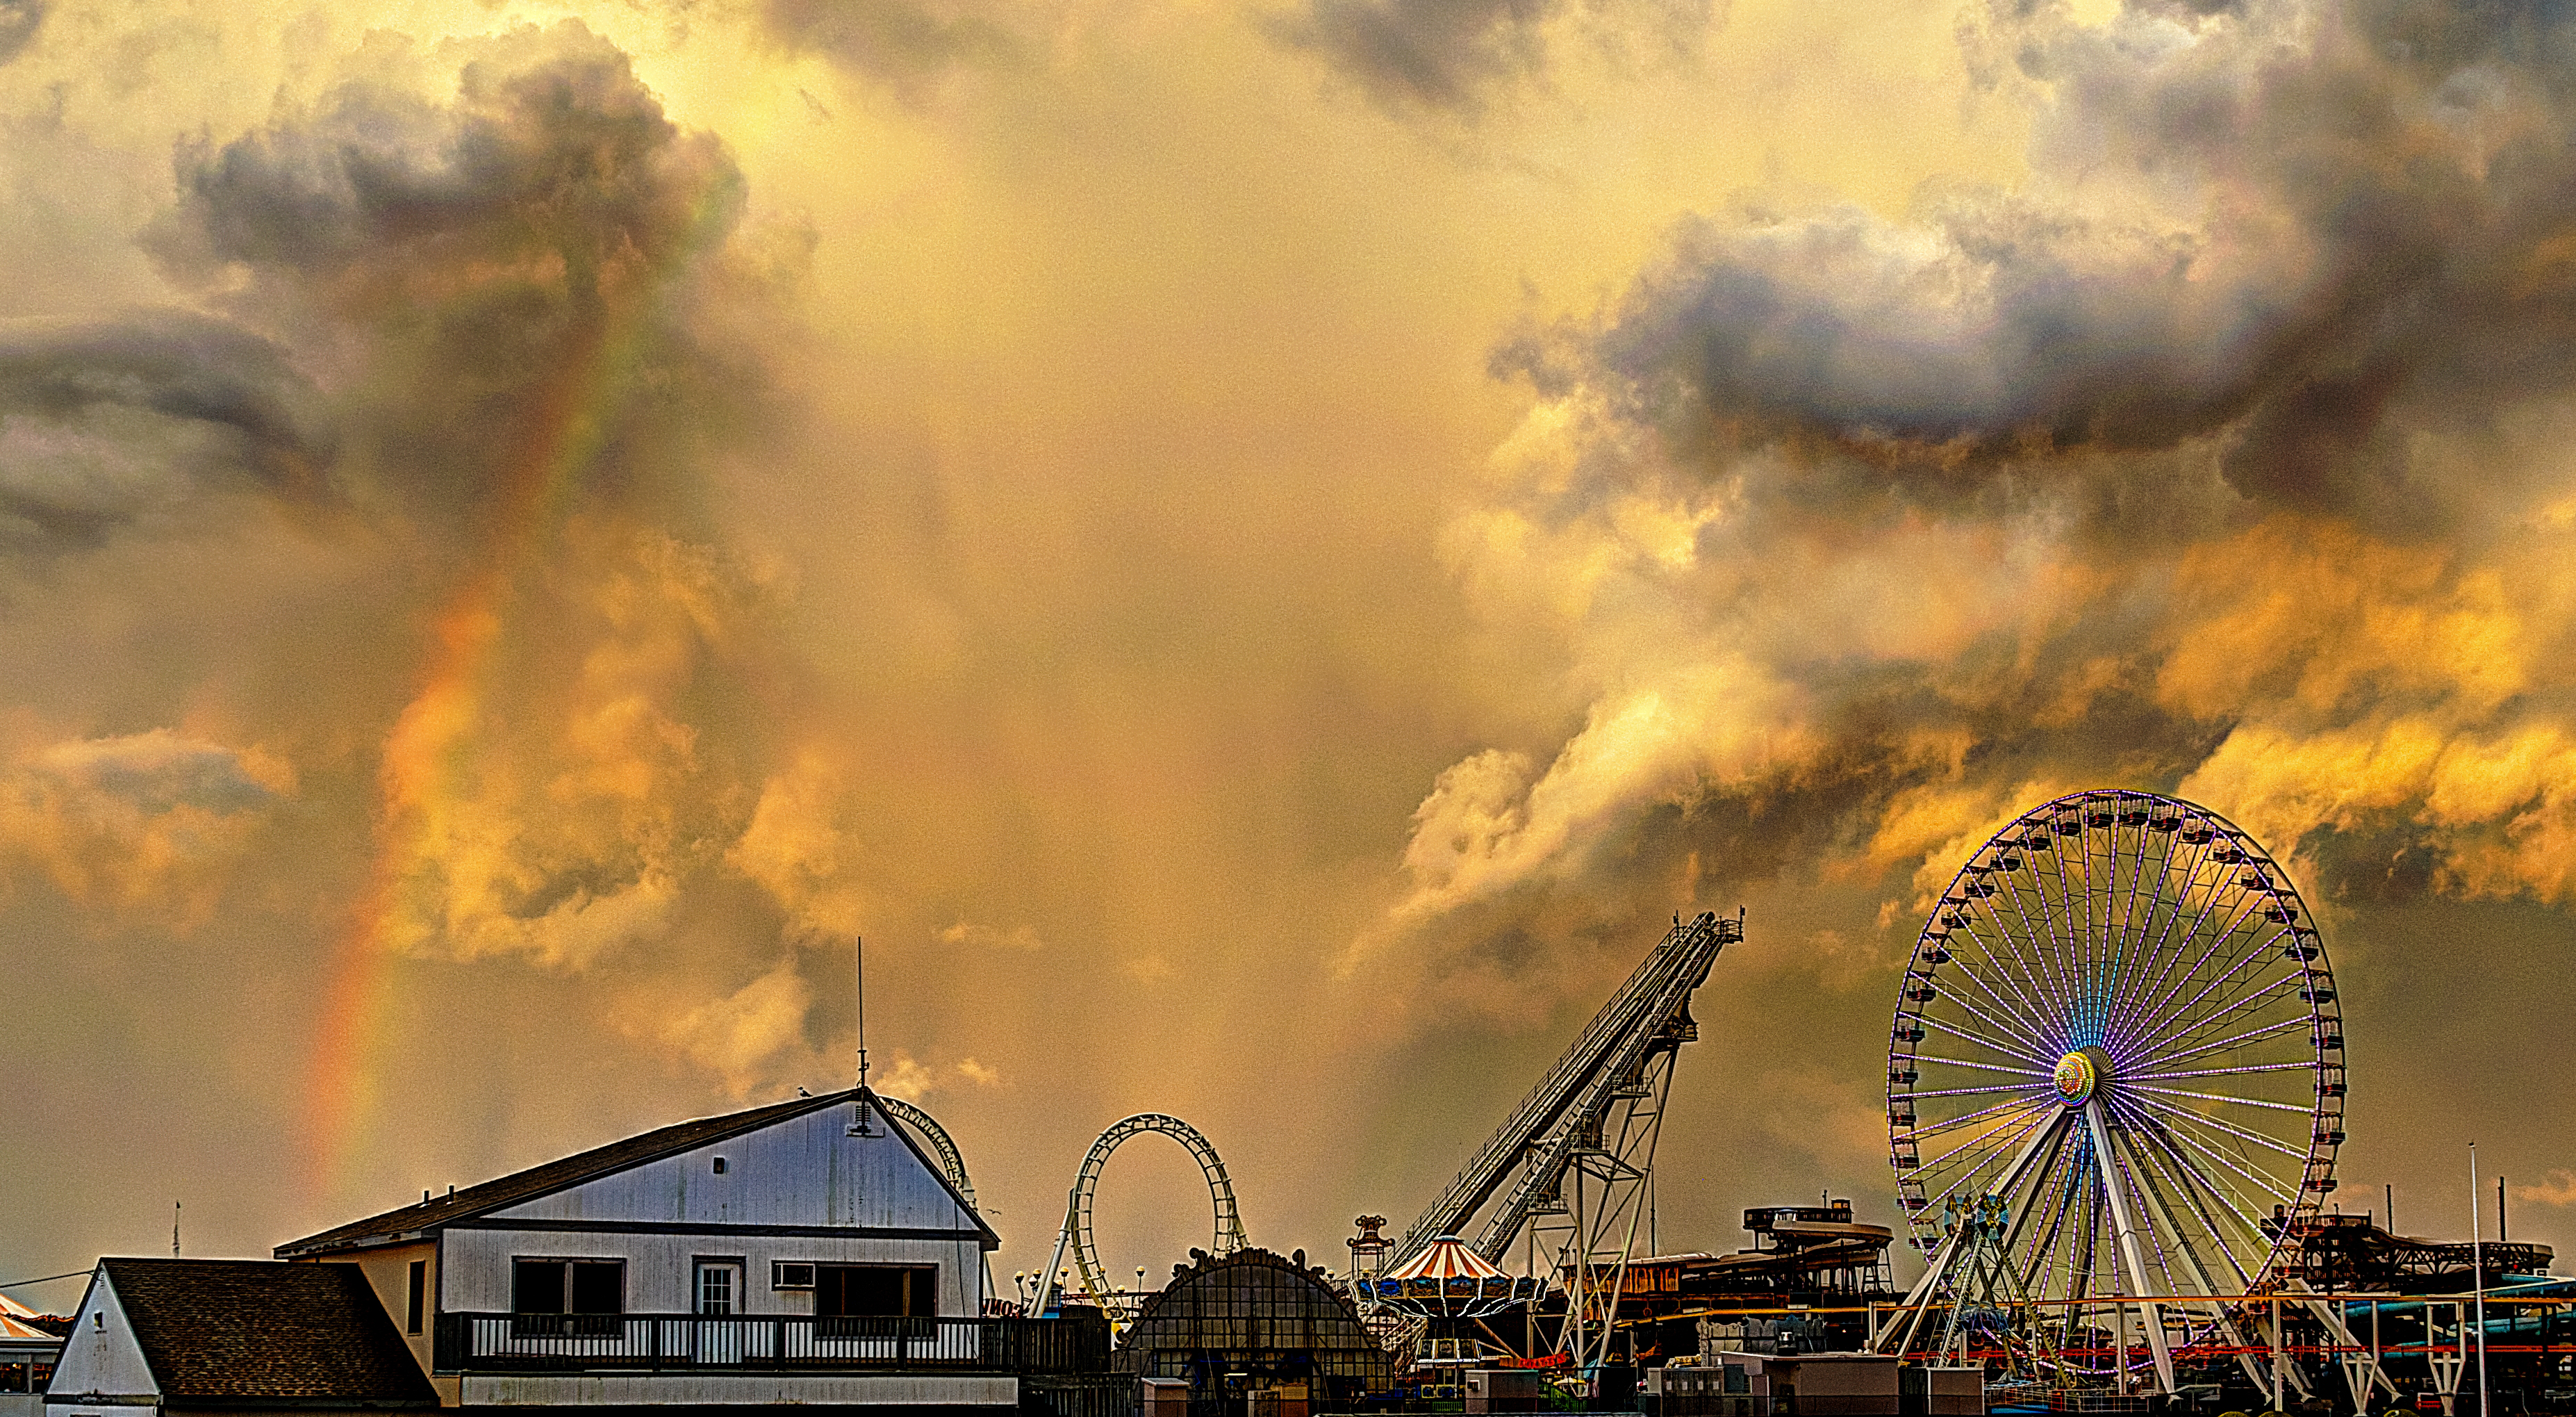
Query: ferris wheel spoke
2016,1127,2083,1296
2127,1012,2313,1074
2112,883,2276,1050
2118,1113,2265,1289
1907,1081,2056,1100
1936,931,2071,1050
2117,967,2306,1069
1914,1054,2051,1078
2127,1060,2320,1082
1990,865,2081,1020
2106,1131,2181,1299
2110,1098,2285,1275
2112,1092,2318,1170
2002,837,2083,1013
2120,1081,2319,1115
1907,1090,2061,1140
2118,1120,2257,1297
2122,1091,2310,1162
1914,1099,2061,1179
2119,1100,2300,1208
2102,832,2231,1042
1949,883,2066,1029
1922,988,2062,1065
1916,1108,2063,1211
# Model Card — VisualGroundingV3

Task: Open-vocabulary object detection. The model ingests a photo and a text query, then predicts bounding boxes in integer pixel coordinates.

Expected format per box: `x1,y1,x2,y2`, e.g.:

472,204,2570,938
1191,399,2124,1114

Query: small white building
270,1088,1054,1409
44,1258,440,1417
0,1293,63,1417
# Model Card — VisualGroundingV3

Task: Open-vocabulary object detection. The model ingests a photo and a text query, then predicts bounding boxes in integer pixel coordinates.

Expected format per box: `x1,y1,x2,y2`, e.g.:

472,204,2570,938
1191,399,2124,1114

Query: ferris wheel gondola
1878,789,2345,1391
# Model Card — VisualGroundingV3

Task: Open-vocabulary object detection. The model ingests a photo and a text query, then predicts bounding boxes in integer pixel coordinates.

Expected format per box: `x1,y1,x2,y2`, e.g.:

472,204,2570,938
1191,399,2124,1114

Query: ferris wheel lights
1887,788,2341,1372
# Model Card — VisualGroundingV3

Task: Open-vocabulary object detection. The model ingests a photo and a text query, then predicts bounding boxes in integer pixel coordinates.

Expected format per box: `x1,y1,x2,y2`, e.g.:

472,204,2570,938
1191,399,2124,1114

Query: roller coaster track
1032,1113,1248,1329
875,1094,978,1211
1394,910,1735,1268
1395,910,1735,1370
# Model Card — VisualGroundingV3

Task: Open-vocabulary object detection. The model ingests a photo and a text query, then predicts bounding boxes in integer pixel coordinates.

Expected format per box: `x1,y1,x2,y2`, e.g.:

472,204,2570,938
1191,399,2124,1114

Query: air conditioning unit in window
774,1262,816,1290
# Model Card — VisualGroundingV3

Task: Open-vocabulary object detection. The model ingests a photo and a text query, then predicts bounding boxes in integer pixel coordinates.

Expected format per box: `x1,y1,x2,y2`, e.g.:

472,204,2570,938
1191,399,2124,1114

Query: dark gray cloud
759,0,1023,92
141,22,754,532
1528,0,2576,529
0,311,327,548
0,0,42,67
1267,0,1714,117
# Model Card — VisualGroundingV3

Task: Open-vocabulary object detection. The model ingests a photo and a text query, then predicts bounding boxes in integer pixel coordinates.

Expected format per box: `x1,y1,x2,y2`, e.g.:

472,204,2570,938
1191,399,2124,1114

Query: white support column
2119,1127,2273,1392
2083,1101,2174,1394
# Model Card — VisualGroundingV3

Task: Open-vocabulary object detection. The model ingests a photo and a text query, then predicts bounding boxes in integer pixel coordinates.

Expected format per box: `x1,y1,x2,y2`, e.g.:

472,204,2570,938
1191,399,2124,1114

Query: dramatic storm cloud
1267,0,1719,115
1,0,2570,1309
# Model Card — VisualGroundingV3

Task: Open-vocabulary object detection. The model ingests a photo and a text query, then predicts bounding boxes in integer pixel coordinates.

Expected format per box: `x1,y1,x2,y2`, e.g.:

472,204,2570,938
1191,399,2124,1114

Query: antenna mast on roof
850,935,877,1137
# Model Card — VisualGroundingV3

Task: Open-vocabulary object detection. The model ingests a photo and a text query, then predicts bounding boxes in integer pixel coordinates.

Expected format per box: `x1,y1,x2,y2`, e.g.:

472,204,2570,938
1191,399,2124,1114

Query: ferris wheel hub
2051,1047,2108,1106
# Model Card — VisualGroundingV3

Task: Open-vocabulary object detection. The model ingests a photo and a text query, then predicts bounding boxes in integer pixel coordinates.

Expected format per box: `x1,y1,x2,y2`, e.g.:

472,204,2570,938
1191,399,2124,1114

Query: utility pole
2471,1143,2489,1417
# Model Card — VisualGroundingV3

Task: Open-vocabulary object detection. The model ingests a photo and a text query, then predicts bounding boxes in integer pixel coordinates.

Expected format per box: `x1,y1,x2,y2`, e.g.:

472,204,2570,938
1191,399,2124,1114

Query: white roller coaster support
1031,1113,1247,1330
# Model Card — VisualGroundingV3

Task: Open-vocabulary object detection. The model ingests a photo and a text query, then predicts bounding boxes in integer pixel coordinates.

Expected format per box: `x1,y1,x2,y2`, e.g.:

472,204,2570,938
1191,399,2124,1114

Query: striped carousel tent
1386,1236,1508,1284
1374,1236,1533,1319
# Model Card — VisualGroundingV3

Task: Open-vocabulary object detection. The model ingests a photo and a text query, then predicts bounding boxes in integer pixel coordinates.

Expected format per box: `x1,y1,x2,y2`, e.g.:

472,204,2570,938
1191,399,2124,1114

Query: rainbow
302,163,743,1195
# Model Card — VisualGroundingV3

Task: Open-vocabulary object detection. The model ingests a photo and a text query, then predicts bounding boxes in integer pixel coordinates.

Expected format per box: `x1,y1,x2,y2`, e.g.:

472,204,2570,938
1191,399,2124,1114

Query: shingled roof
276,1088,993,1258
94,1259,438,1407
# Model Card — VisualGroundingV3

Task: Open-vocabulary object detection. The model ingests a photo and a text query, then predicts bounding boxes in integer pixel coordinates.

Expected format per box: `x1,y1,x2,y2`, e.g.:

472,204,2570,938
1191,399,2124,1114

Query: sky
3,0,2575,1309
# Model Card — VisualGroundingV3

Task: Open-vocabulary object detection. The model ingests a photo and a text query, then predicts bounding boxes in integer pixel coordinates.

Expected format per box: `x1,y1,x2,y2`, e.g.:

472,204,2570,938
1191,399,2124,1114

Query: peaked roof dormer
276,1088,996,1259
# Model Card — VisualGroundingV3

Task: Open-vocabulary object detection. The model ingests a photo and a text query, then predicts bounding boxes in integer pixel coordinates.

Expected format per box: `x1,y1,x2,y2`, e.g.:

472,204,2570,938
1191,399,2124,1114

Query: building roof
97,1259,438,1407
276,1088,994,1257
1386,1236,1508,1283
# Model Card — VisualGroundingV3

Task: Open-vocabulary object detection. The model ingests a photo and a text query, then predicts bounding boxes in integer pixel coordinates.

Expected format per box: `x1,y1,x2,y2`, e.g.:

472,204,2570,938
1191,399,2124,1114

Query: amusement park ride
1865,788,2431,1406
957,785,2566,1409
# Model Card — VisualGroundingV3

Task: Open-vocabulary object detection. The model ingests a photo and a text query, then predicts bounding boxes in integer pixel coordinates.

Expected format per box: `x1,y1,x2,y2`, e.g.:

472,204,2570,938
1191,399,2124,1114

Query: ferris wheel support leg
2084,1101,2174,1395
2118,1130,2272,1393
1876,1111,2068,1359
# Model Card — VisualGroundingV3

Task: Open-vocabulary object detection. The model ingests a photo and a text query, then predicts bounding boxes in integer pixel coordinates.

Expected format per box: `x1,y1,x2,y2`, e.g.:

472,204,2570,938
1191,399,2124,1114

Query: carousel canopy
1387,1236,1508,1284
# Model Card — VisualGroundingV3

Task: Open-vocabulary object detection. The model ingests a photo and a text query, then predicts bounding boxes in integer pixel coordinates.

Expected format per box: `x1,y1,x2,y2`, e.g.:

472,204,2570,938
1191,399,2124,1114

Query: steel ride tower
1392,909,1740,1371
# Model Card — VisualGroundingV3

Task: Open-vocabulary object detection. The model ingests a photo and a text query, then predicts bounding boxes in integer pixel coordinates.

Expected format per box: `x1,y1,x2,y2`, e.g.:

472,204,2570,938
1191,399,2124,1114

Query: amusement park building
47,1090,1111,1416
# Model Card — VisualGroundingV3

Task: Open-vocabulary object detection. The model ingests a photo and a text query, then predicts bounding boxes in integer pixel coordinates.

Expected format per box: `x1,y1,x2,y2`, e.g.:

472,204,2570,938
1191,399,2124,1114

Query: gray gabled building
44,1259,440,1417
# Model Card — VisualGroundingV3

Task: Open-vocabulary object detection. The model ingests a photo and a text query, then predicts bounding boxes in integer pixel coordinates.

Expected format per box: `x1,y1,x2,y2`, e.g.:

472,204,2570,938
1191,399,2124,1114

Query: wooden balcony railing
433,1313,1107,1375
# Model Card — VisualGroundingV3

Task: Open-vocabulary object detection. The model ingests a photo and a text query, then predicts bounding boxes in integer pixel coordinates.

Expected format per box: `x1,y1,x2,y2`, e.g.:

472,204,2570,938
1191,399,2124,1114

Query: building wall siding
43,1273,155,1405
486,1106,980,1239
456,1372,1018,1406
440,1227,983,1318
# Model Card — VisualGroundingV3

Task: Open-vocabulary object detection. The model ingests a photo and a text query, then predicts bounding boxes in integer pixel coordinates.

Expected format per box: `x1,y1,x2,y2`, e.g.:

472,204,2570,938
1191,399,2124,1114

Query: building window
406,1259,427,1335
711,1156,728,1174
512,1258,623,1336
773,1261,816,1290
0,1363,28,1393
697,1261,739,1316
816,1264,936,1335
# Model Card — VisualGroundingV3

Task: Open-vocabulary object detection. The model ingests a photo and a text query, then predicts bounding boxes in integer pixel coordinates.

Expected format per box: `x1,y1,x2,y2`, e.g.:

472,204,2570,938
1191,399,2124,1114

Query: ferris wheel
1879,789,2345,1390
